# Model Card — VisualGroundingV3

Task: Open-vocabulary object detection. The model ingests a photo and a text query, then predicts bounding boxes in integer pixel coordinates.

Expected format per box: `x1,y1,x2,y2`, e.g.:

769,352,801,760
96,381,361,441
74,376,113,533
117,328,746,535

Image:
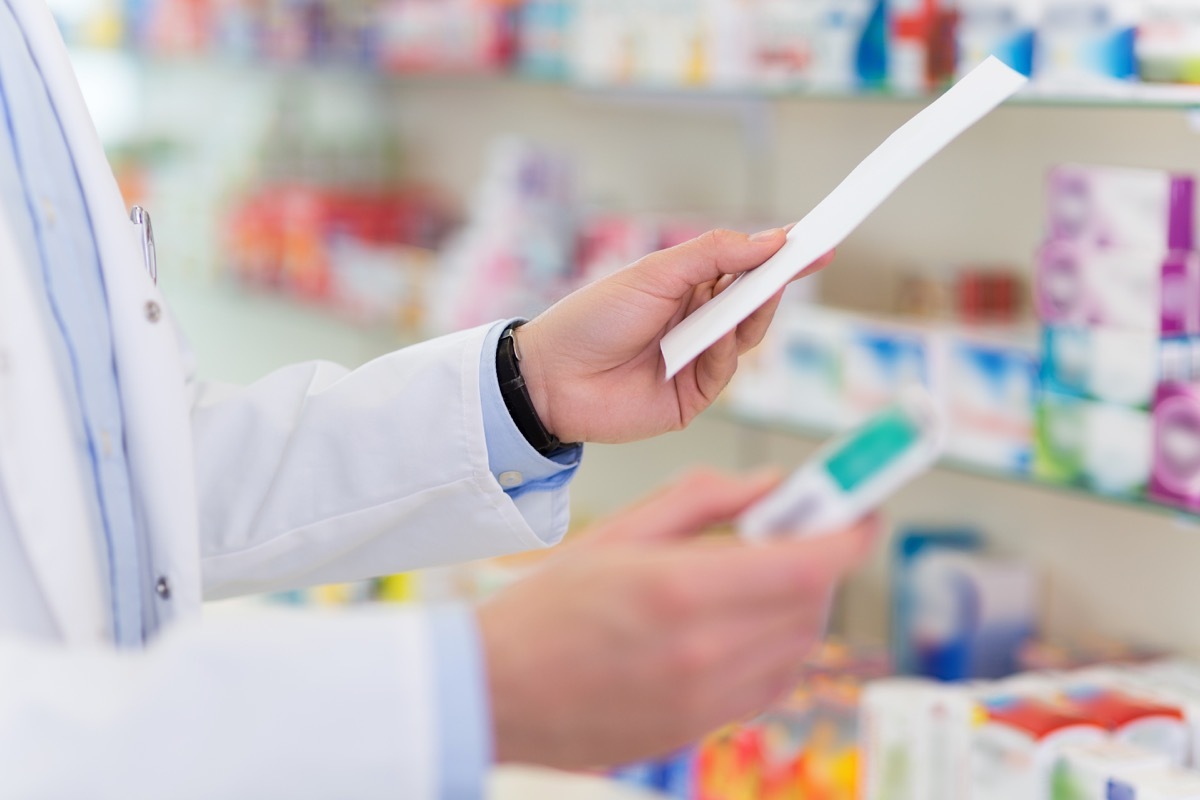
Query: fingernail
749,227,785,243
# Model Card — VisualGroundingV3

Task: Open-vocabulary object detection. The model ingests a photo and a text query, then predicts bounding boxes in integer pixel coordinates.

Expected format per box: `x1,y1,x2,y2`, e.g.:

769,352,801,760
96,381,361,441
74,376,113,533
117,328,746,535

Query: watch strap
496,323,575,458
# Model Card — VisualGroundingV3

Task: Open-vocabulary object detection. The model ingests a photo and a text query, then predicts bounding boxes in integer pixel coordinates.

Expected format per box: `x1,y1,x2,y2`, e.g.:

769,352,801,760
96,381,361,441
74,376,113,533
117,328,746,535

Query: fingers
633,228,788,301
662,517,879,612
733,249,836,355
586,468,783,546
734,288,786,355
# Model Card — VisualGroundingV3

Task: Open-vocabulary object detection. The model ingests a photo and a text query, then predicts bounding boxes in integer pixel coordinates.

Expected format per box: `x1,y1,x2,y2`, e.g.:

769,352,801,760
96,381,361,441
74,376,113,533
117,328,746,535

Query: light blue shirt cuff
480,320,582,499
429,605,491,800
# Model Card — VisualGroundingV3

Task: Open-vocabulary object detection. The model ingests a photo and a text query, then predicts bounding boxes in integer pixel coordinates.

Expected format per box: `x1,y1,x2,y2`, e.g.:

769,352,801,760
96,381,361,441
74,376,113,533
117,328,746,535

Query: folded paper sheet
660,56,1029,379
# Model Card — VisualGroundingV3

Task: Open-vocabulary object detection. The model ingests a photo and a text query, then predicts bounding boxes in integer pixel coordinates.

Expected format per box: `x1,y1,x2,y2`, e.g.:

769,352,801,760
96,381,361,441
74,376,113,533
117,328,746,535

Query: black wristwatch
496,323,577,458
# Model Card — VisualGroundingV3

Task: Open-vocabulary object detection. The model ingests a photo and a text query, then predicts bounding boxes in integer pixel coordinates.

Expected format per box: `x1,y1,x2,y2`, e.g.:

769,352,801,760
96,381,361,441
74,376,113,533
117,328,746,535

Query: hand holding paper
659,56,1029,379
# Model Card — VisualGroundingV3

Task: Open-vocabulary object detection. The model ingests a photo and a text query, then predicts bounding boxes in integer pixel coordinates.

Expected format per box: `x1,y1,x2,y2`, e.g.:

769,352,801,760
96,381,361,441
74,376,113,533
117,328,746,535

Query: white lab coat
0,1,567,796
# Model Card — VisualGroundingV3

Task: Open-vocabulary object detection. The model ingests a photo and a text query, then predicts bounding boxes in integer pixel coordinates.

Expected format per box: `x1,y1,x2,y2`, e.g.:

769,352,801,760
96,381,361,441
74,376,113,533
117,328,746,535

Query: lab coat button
145,301,162,323
498,471,524,488
155,577,171,600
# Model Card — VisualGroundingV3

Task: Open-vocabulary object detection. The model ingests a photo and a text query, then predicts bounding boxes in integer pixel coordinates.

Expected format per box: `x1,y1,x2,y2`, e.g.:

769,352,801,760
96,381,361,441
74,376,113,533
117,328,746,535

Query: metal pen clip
130,206,157,285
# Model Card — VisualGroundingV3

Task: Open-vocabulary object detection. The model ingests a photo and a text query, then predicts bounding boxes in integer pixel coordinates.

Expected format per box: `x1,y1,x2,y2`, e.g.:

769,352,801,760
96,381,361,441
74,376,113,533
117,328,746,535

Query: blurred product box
1034,391,1153,497
897,546,1039,681
1061,685,1192,767
745,0,887,92
888,0,960,94
944,333,1037,473
1034,0,1139,87
1152,382,1200,514
1038,242,1200,336
892,528,984,675
1053,740,1171,800
1137,1,1200,85
1110,768,1200,799
859,679,976,800
568,0,710,86
516,0,572,79
1040,327,1196,409
971,692,1108,800
727,304,847,430
376,0,519,73
1034,243,1200,335
956,0,1039,78
843,318,941,426
1045,165,1195,254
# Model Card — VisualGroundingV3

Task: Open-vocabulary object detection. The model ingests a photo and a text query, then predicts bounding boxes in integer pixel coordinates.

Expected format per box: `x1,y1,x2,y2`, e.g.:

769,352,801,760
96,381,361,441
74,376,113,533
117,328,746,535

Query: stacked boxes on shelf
615,649,1200,800
860,661,1200,800
60,0,1200,94
1032,164,1200,500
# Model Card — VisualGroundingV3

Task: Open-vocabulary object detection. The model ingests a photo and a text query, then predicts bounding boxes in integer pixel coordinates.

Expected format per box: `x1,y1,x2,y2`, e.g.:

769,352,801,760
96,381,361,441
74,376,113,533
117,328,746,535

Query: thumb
583,468,784,547
631,228,788,300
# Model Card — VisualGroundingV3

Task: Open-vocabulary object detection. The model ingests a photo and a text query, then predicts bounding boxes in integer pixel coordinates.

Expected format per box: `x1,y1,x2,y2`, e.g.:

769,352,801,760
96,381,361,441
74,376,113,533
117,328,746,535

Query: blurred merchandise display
428,138,777,333
613,640,892,800
225,182,455,326
891,527,1038,681
612,647,1200,799
1032,164,1200,502
730,161,1200,516
50,0,1200,95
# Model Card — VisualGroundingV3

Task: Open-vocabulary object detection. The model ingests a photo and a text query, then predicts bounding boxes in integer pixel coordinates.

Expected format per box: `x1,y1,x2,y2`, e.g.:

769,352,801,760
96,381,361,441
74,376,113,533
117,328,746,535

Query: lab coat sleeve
190,324,571,600
0,607,478,800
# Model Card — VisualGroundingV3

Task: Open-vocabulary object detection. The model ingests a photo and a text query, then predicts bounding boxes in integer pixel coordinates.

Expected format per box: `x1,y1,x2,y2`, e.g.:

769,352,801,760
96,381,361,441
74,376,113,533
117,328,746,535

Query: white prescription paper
660,56,1028,378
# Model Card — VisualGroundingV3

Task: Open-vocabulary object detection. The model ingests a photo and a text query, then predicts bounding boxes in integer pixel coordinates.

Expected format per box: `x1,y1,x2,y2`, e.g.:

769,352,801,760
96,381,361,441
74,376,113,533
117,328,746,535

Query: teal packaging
517,0,573,80
1039,326,1191,410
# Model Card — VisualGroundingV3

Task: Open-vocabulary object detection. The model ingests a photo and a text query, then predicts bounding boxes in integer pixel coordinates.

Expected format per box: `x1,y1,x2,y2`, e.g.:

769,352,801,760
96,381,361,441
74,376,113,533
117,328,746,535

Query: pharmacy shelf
76,44,1200,112
718,406,1200,526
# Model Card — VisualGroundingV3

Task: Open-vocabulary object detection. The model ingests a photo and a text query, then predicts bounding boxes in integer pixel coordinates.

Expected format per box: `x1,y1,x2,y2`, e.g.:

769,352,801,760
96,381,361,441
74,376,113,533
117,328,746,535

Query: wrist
510,322,557,442
497,321,574,455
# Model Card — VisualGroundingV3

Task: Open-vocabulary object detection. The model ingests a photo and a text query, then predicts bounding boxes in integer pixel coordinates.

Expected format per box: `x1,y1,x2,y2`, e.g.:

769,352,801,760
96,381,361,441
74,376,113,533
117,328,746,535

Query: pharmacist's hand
477,469,878,770
517,228,834,444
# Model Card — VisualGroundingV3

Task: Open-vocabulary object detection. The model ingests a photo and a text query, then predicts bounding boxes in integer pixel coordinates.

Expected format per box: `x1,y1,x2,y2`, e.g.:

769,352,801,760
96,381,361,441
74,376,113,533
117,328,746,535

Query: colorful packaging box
970,693,1108,800
902,548,1039,681
1040,327,1189,409
1151,382,1200,513
1109,769,1200,799
1035,392,1153,497
748,0,887,91
859,679,976,800
956,0,1039,77
842,320,941,426
1064,686,1191,768
728,304,849,431
1137,1,1200,85
945,333,1038,473
1046,165,1195,253
1053,740,1172,800
1034,0,1139,87
888,0,960,93
517,0,573,80
1034,243,1200,335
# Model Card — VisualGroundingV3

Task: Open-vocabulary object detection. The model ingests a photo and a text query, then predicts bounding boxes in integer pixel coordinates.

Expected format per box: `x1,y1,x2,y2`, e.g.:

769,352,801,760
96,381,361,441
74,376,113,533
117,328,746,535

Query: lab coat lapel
0,203,110,644
10,0,204,624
